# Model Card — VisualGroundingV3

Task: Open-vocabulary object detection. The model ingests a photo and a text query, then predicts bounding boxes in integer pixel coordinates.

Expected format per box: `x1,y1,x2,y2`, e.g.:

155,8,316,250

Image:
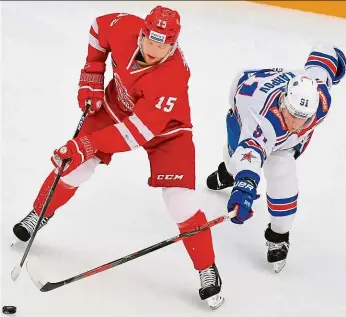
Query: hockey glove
228,173,258,224
51,136,95,176
78,62,105,114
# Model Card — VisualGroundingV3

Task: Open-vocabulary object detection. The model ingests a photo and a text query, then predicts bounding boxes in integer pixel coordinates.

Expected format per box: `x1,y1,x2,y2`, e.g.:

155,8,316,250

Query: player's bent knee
59,157,101,187
264,151,296,180
162,187,200,224
264,151,298,198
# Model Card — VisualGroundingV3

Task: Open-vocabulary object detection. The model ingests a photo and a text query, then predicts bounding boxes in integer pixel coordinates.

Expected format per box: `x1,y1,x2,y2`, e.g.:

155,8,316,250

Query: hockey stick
11,105,91,281
27,210,236,292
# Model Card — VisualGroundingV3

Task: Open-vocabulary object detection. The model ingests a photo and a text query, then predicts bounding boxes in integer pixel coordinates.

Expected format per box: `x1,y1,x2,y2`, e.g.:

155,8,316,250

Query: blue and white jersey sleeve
231,113,276,183
230,82,279,184
304,43,343,89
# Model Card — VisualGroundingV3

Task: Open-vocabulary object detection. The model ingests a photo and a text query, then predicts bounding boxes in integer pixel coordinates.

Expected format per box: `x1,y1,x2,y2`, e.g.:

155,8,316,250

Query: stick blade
11,264,22,281
26,261,46,290
40,281,62,292
26,261,63,292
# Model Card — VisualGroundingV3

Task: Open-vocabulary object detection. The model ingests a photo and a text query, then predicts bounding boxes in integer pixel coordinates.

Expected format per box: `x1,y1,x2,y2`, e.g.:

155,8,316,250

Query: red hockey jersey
83,13,192,154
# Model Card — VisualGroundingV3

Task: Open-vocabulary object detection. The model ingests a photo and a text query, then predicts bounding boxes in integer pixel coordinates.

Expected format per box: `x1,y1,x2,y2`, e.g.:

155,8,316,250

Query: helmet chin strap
278,94,287,113
137,31,178,64
160,41,178,63
137,32,145,56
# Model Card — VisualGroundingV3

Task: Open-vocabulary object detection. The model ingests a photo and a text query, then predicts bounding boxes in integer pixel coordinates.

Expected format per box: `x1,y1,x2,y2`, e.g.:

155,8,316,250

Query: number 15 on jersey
155,97,177,112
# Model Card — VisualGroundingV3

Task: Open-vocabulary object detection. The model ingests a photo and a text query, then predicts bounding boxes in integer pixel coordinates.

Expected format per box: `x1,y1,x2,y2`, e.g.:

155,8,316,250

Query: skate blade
10,237,27,249
206,293,225,310
10,237,23,248
10,239,17,248
273,260,286,273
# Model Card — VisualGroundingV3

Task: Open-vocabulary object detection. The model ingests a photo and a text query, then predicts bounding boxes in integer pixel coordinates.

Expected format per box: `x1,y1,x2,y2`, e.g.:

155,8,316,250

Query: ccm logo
234,181,254,191
157,174,184,180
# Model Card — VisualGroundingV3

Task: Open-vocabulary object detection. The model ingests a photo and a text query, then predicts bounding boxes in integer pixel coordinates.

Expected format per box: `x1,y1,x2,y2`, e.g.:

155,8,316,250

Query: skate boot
13,210,51,242
199,263,225,310
265,224,290,273
206,162,234,190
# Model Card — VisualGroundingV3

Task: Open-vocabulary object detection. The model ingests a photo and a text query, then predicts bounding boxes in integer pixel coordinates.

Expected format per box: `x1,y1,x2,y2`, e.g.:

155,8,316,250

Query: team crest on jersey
113,72,135,112
241,151,256,163
132,64,139,70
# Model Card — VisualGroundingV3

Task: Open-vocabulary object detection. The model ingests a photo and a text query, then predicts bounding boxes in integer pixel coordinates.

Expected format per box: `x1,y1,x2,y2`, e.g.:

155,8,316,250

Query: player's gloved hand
334,47,346,85
51,136,95,176
228,173,258,224
78,62,106,115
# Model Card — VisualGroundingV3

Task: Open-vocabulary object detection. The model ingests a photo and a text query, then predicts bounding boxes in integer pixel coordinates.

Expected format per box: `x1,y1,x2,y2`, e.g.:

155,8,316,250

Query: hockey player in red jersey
13,6,224,309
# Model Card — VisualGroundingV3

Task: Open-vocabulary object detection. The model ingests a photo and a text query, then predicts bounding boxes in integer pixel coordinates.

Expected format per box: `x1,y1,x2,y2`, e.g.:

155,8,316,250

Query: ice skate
199,263,225,310
265,224,290,273
13,210,52,242
206,162,234,191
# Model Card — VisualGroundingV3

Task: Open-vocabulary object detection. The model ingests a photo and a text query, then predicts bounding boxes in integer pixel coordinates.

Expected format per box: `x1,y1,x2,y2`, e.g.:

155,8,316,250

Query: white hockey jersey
228,43,340,182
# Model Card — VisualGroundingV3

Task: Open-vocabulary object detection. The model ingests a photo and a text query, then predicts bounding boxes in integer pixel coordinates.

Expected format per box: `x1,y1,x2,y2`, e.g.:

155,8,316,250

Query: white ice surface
1,1,346,317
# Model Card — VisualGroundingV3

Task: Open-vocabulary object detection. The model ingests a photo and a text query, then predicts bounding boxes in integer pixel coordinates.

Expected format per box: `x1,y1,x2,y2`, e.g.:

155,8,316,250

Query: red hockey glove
78,62,106,115
51,136,95,176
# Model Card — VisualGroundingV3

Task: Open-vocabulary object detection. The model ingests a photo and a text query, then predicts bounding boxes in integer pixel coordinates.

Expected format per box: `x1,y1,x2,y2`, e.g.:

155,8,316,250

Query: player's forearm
304,43,345,89
232,138,266,184
85,18,109,64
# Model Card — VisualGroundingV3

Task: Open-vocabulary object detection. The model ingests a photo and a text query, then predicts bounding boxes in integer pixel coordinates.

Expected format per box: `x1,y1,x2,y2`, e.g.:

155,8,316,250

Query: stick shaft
18,107,90,268
38,212,233,292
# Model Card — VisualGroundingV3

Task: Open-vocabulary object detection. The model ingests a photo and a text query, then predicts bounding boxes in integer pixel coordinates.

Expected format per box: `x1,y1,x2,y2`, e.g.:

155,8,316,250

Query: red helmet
142,6,181,44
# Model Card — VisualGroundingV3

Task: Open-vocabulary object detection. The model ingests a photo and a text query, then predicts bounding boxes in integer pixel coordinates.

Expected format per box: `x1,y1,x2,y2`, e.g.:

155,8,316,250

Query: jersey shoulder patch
261,89,290,145
315,80,332,125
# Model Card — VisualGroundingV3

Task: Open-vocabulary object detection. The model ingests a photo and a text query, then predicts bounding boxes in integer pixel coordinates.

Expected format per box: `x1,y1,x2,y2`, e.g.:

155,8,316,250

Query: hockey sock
33,170,78,217
178,210,215,271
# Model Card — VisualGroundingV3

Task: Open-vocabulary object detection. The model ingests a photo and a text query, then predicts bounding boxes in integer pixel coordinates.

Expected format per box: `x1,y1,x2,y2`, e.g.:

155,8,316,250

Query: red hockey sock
33,170,78,218
178,210,215,271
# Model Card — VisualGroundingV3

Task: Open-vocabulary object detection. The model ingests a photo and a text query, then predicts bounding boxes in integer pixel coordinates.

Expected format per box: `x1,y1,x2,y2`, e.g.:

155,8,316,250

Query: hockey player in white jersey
206,43,346,272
